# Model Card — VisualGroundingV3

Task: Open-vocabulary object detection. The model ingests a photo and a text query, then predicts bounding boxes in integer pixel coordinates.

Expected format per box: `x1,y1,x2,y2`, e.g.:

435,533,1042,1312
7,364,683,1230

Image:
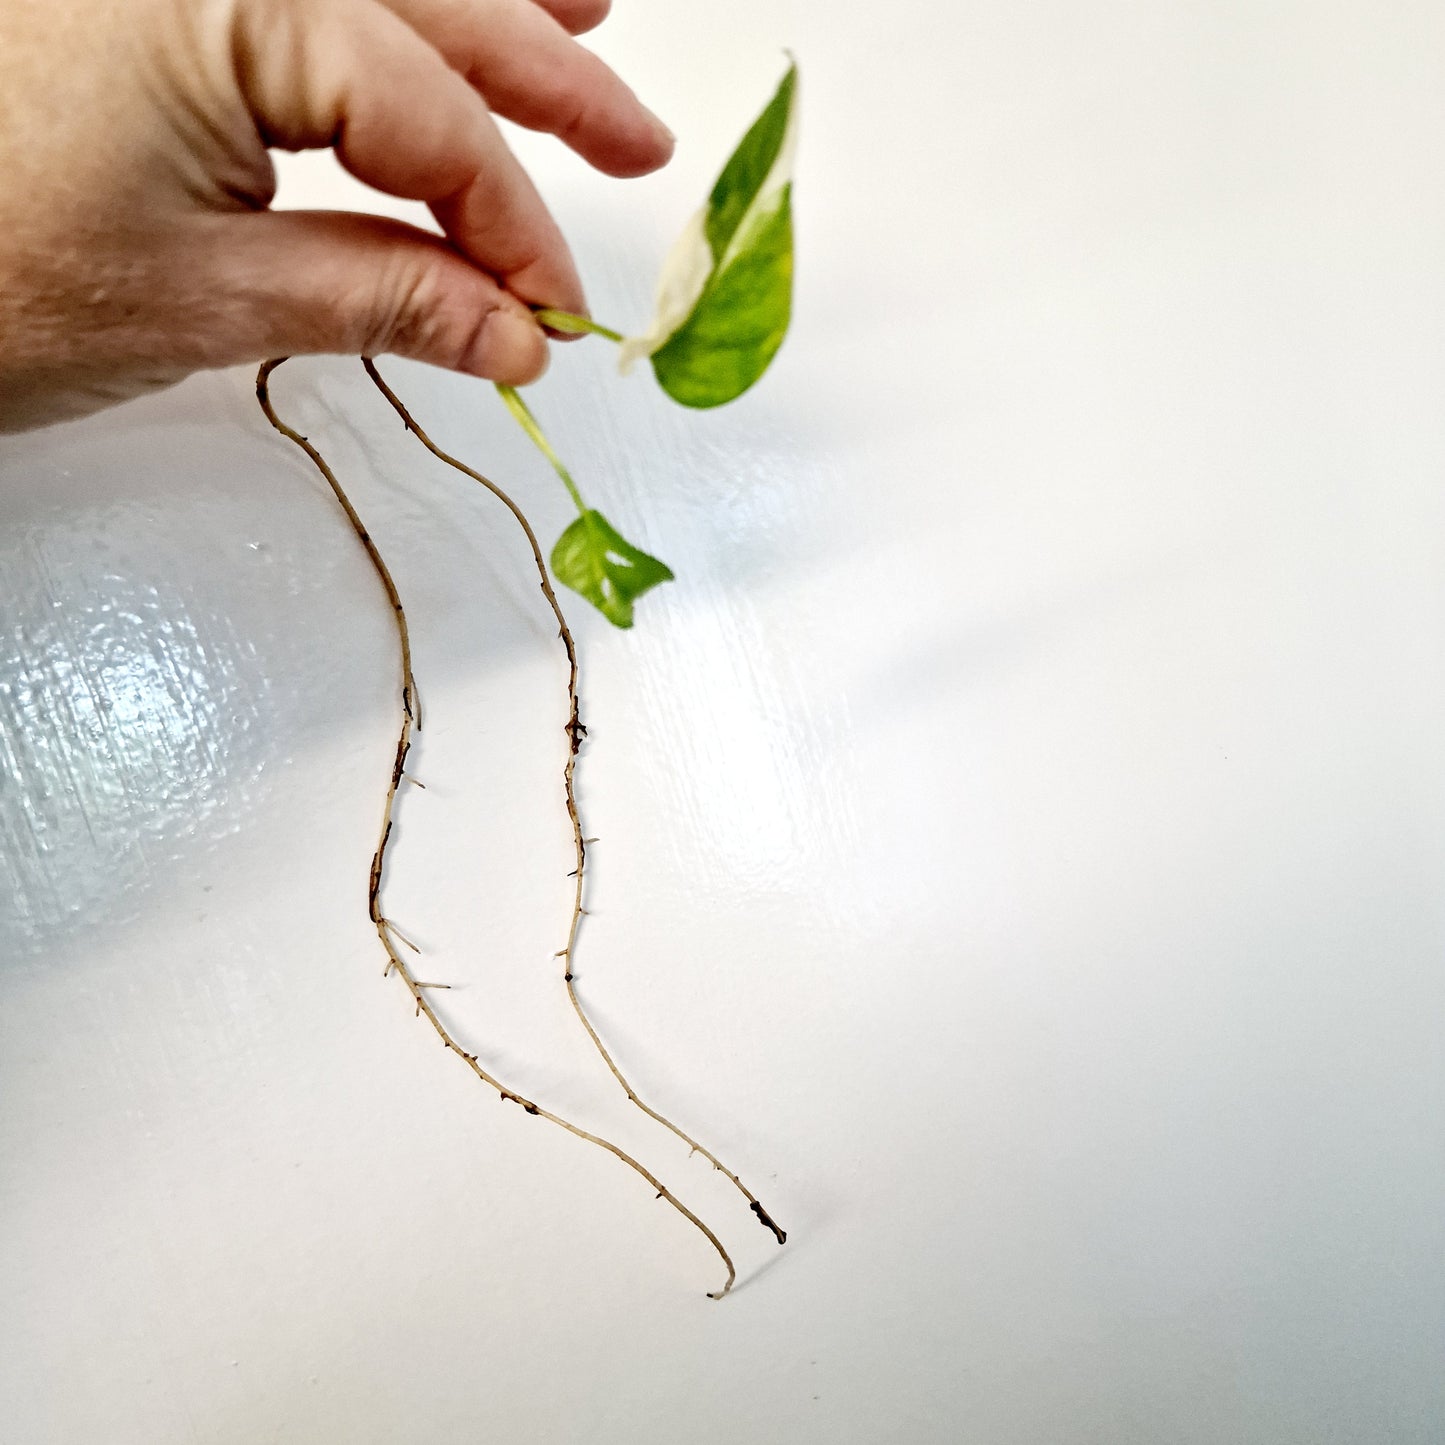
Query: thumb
193,209,551,383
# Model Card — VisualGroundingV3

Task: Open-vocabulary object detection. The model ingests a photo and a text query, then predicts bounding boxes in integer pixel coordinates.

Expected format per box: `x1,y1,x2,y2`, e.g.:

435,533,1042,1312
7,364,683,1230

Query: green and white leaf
619,61,798,408
550,510,674,629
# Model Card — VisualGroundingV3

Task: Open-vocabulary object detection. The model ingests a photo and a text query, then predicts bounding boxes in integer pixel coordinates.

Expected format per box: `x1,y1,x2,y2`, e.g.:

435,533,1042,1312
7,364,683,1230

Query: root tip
750,1200,788,1245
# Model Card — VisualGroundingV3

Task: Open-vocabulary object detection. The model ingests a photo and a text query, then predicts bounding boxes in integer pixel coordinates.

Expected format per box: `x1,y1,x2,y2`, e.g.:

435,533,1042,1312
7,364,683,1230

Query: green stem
533,308,625,344
495,384,587,515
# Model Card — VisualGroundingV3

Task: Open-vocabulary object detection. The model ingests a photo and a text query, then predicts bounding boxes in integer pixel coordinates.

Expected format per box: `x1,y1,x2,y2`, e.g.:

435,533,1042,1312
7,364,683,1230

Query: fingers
385,0,673,177
234,0,584,311
0,206,550,431
528,0,612,37
193,209,552,382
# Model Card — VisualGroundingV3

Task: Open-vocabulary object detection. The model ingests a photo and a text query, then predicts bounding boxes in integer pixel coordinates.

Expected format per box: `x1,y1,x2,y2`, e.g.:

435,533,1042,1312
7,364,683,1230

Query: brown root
360,359,785,1247
255,358,737,1297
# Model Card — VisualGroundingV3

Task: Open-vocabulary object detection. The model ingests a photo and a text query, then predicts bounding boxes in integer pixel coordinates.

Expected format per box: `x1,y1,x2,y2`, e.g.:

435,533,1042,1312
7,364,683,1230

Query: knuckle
360,252,515,376
359,252,453,358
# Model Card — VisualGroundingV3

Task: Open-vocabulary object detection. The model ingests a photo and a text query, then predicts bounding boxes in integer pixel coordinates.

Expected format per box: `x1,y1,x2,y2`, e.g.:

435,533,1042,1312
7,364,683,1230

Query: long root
256,357,738,1297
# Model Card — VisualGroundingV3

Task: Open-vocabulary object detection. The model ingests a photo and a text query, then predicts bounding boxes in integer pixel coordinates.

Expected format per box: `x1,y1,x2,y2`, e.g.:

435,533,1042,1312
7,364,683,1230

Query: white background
3,1,1444,1440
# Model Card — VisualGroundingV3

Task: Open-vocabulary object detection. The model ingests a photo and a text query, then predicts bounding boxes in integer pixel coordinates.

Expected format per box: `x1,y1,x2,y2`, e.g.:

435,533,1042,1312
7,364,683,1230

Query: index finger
236,0,585,312
385,0,674,178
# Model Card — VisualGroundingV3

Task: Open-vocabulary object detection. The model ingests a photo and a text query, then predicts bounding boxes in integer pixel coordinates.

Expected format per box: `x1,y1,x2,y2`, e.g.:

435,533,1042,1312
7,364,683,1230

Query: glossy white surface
3,2,1444,1440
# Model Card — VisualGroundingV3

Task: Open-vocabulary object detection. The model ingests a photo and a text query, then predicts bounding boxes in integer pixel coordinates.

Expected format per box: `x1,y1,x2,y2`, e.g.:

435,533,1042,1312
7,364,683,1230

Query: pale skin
0,0,673,431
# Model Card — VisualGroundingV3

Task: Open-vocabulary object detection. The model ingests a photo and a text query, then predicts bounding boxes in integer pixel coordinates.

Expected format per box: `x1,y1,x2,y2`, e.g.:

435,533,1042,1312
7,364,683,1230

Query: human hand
0,0,673,431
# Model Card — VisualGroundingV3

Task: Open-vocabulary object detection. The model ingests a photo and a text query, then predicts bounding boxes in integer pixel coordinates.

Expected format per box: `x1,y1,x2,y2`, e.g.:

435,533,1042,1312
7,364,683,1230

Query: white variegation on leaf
616,207,713,374
621,62,799,407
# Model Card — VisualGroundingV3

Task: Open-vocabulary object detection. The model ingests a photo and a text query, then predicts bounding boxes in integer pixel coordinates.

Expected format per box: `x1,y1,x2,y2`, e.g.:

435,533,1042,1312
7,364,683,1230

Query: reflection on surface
0,376,396,964
0,503,274,956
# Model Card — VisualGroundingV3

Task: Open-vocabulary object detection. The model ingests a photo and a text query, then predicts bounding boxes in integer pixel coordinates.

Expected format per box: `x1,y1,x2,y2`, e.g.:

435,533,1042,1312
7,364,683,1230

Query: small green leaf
550,510,674,629
619,61,798,407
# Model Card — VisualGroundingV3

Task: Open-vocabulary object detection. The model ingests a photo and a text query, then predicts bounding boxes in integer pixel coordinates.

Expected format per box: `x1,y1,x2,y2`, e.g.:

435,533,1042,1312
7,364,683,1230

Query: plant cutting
257,60,797,1297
